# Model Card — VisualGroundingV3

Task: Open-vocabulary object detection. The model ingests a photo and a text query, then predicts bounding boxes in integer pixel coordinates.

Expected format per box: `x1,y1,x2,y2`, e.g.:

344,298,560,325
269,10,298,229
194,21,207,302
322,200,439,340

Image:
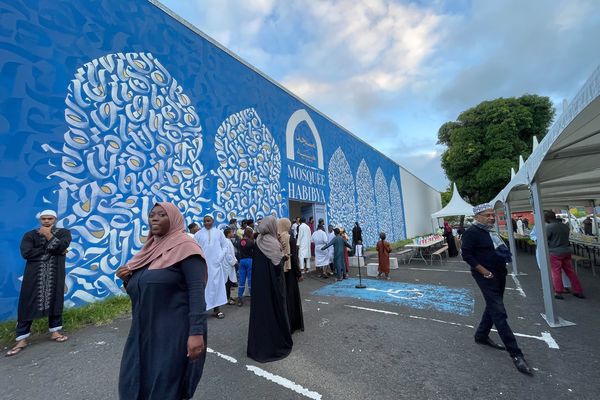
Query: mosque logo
285,109,326,203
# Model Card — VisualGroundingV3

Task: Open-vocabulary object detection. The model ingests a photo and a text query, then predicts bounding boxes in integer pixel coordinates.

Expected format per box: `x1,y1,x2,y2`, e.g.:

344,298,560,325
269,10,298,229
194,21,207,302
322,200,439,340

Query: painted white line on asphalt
407,268,471,273
345,305,399,315
206,347,238,363
246,365,322,400
510,273,527,297
346,305,559,349
317,301,329,305
540,332,560,349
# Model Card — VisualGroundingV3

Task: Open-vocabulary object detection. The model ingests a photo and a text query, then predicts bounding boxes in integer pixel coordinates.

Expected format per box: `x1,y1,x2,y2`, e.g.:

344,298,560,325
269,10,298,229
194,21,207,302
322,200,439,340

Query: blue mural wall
0,0,407,320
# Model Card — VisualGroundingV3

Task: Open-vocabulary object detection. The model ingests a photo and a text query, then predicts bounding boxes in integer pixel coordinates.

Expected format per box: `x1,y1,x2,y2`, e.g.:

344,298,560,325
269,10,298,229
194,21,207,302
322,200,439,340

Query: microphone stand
355,246,366,289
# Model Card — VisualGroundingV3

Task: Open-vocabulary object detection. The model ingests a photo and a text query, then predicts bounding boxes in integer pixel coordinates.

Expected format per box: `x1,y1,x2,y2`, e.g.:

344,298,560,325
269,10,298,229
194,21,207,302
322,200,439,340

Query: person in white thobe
194,215,228,318
291,218,300,239
312,226,330,278
516,218,524,236
297,219,312,273
222,227,238,304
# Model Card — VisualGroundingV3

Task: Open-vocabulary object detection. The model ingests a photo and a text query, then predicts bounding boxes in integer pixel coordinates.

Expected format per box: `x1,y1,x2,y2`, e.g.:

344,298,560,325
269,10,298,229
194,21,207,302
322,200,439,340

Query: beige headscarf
125,202,205,271
256,216,283,265
277,218,292,271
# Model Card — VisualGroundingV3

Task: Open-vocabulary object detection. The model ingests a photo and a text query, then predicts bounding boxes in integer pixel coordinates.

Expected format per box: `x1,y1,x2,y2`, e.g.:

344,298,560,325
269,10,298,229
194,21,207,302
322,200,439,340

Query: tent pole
531,179,574,327
504,202,519,275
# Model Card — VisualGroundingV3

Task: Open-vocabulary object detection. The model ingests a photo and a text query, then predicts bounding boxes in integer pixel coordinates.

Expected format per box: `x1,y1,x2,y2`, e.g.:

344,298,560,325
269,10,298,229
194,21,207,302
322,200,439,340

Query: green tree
438,95,554,203
440,184,452,207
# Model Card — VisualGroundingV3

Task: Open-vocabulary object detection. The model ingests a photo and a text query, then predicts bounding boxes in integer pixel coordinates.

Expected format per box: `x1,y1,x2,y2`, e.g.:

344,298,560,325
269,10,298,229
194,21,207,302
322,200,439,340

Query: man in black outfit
461,203,533,375
352,222,363,256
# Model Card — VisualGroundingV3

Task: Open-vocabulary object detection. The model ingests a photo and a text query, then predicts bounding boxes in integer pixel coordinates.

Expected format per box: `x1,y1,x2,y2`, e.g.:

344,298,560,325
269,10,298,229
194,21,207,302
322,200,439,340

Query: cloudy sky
161,0,600,191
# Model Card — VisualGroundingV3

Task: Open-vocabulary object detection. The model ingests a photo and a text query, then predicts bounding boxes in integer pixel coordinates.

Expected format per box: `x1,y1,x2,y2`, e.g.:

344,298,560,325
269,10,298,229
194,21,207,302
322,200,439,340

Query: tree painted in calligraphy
327,147,355,232
355,160,378,247
212,108,284,225
43,52,206,306
389,176,406,241
375,168,393,240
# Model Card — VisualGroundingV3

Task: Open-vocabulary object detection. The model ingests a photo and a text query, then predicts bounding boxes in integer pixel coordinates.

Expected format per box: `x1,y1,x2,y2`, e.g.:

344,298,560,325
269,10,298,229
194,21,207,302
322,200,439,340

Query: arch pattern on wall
355,159,378,247
327,147,356,231
212,108,284,225
43,52,206,306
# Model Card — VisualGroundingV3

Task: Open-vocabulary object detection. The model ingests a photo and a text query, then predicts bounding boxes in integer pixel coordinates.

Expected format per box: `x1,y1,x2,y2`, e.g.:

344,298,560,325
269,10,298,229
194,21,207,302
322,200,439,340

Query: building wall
0,0,418,320
400,167,442,238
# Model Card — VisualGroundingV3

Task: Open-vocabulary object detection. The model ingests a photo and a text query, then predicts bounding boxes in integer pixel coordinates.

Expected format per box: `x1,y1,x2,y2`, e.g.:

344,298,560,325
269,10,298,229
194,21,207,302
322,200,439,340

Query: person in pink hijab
116,202,208,400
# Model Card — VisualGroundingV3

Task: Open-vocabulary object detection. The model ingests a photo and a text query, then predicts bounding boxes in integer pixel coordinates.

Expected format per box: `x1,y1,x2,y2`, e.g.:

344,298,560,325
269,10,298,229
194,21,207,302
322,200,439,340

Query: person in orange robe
376,232,392,280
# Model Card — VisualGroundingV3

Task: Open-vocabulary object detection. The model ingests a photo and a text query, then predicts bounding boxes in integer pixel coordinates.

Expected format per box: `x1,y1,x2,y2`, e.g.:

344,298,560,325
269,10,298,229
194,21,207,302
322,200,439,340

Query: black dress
247,248,293,363
119,255,207,400
18,228,71,321
444,230,459,257
285,235,304,334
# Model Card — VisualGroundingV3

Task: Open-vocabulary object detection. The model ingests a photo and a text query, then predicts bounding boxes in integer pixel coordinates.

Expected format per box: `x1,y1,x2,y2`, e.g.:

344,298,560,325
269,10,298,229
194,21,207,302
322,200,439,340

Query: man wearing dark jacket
461,203,532,375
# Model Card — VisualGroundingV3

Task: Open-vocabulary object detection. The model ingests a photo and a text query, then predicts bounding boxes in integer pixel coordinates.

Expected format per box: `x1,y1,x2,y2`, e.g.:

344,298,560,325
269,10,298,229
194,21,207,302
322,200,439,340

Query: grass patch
0,295,131,346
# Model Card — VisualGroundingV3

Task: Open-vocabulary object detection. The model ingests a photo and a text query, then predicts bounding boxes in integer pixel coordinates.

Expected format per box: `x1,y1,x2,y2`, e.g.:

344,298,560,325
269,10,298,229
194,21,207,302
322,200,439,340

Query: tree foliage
438,95,554,203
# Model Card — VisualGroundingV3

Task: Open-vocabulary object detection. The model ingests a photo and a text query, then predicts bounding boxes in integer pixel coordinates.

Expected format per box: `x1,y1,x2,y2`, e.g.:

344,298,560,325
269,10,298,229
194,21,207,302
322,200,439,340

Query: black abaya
444,232,459,257
119,255,207,400
247,247,293,363
285,235,304,334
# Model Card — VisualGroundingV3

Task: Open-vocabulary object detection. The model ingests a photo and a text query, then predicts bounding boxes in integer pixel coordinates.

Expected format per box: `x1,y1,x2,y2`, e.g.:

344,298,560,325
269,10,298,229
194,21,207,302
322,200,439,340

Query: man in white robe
297,218,312,273
516,218,524,236
194,215,228,319
312,225,330,278
291,217,300,239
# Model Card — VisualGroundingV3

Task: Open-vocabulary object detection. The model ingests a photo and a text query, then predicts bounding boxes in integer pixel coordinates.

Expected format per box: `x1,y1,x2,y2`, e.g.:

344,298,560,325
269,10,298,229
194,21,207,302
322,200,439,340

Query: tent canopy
493,66,600,211
431,183,474,218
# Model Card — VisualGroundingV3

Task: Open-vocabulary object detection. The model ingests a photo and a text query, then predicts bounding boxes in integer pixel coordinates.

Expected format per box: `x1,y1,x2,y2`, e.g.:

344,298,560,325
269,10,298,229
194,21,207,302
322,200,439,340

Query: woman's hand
116,266,131,280
187,335,205,360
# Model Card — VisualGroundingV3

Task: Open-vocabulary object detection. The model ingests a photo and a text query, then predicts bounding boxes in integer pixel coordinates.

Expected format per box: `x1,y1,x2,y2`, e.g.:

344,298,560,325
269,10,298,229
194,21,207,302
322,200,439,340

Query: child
376,232,392,280
236,227,255,306
222,227,238,305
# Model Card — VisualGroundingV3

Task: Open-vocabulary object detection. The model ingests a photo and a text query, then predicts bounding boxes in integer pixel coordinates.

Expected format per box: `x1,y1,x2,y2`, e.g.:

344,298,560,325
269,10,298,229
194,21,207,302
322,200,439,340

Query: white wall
400,167,442,238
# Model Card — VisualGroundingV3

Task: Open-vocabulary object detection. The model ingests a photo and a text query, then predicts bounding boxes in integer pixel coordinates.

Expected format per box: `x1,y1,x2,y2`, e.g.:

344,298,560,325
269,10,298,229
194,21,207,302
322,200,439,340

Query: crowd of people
10,200,561,397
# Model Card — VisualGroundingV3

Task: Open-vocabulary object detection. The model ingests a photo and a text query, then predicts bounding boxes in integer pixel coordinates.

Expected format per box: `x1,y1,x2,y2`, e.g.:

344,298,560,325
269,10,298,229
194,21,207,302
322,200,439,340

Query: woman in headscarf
278,218,304,334
247,216,293,363
116,203,207,400
443,221,459,257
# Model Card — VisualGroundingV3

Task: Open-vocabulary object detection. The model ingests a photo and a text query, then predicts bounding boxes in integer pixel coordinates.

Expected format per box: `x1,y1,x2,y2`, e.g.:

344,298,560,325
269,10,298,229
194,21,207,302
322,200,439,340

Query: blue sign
312,278,474,316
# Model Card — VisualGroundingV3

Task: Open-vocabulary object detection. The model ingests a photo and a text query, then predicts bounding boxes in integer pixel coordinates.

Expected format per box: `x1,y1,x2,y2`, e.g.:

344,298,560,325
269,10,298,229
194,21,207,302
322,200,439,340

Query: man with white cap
6,210,72,356
461,203,533,375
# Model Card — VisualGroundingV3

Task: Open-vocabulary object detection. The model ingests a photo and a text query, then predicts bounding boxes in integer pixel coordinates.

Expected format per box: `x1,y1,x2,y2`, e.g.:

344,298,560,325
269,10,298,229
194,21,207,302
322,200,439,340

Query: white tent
491,65,600,328
431,183,474,218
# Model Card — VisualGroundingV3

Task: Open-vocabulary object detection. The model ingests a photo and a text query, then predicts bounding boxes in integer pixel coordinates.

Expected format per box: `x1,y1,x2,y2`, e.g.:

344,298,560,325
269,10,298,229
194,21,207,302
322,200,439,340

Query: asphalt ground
1,251,599,400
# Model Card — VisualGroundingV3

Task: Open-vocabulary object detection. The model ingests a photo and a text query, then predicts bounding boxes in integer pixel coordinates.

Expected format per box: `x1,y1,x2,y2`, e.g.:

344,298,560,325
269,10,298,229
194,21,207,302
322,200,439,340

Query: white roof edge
148,0,417,174
399,166,442,193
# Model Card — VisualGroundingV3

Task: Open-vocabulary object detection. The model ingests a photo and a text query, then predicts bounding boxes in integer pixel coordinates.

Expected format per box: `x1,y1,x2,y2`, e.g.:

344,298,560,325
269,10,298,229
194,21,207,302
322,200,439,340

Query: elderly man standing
461,203,533,375
6,210,72,357
194,215,228,319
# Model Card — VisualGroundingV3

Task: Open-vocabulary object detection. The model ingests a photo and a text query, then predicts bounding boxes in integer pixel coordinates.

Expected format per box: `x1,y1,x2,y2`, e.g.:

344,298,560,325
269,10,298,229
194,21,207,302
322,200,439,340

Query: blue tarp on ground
312,278,474,316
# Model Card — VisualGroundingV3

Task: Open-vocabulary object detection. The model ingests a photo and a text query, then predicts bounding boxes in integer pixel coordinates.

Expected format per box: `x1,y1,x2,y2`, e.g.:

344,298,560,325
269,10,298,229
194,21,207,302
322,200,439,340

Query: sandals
5,343,27,357
227,299,236,305
214,312,225,319
50,333,69,342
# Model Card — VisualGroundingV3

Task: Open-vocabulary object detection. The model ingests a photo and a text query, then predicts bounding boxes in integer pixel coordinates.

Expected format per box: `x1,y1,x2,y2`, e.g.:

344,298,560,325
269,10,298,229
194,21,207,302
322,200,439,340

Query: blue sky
160,0,600,191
